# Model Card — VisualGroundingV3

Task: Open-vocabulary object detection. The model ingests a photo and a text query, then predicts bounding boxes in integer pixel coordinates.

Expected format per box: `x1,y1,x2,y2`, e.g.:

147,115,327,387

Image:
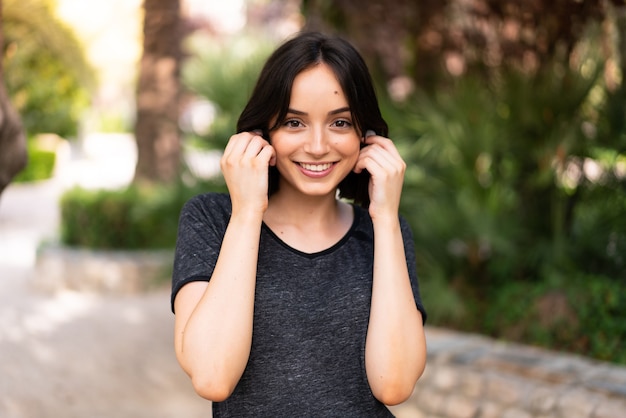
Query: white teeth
300,163,332,172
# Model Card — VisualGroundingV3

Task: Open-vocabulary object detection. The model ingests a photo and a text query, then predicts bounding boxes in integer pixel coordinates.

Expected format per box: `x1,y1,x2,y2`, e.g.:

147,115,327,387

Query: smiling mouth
298,162,334,172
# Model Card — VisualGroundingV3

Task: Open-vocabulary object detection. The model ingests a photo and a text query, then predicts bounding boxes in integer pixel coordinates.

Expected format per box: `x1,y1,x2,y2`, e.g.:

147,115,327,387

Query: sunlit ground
0,156,209,417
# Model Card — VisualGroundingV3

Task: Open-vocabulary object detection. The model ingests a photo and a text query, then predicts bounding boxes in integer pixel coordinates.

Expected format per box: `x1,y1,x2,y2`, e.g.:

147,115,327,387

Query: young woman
171,31,427,417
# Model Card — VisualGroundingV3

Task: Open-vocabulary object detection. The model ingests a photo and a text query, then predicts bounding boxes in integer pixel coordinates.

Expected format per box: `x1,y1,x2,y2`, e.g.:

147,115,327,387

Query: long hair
236,31,388,207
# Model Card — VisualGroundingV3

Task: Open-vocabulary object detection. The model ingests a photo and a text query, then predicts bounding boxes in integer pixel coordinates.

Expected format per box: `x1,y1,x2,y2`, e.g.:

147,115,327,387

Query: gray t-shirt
172,193,426,417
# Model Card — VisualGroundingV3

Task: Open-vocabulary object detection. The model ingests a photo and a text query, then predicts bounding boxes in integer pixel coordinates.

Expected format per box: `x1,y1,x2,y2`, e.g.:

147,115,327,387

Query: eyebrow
287,106,351,116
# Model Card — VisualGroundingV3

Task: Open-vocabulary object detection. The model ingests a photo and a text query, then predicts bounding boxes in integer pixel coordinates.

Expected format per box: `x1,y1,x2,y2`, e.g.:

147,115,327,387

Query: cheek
270,136,291,156
336,138,361,157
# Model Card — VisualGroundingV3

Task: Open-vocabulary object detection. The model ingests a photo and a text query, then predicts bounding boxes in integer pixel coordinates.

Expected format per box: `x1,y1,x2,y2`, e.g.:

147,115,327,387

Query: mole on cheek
334,91,338,95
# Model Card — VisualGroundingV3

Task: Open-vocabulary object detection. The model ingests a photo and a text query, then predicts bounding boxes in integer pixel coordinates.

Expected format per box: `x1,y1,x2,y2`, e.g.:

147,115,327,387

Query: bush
482,273,626,364
14,142,56,182
60,179,228,250
381,63,626,364
181,32,275,150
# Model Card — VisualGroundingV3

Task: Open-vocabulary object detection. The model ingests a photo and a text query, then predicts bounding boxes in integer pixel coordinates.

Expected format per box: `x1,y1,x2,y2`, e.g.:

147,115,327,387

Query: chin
293,184,339,198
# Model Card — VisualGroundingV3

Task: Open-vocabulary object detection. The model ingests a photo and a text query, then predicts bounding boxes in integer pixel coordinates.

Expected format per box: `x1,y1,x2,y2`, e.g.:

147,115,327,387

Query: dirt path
0,172,210,417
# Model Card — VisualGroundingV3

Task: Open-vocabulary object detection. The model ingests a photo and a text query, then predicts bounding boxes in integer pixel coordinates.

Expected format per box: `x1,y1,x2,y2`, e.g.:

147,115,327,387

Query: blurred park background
1,0,625,368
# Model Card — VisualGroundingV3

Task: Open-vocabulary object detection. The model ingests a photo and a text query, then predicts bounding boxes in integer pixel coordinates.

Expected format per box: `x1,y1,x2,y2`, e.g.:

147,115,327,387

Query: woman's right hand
177,131,273,400
220,131,276,216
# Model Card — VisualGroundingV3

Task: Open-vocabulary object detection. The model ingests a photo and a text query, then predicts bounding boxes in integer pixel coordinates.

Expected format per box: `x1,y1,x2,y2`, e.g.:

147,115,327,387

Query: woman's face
270,63,361,199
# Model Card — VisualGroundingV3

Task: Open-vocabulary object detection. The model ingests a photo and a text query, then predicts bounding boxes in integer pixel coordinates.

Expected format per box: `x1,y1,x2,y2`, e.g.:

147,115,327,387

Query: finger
359,143,401,172
363,135,401,156
223,132,254,158
258,144,276,166
242,136,268,159
359,130,376,147
356,153,389,179
353,144,382,174
224,133,270,163
353,157,366,173
353,146,371,173
365,144,405,177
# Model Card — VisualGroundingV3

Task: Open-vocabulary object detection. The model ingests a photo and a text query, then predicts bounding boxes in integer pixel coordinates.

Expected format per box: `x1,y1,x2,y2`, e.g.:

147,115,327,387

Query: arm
355,133,427,405
173,132,275,401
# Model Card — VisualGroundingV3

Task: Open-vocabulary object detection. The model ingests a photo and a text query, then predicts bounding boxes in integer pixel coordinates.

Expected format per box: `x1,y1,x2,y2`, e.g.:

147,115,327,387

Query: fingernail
366,130,376,137
252,129,263,136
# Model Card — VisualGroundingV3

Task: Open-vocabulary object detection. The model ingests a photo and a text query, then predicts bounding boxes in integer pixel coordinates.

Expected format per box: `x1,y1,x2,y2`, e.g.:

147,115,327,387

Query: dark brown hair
236,31,388,207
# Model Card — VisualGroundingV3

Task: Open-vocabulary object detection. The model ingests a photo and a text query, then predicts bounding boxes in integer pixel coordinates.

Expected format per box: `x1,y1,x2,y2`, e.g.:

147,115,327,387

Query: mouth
298,162,334,172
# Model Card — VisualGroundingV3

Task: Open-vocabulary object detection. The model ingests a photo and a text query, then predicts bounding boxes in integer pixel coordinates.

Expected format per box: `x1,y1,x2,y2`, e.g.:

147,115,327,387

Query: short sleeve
171,193,231,312
399,215,427,324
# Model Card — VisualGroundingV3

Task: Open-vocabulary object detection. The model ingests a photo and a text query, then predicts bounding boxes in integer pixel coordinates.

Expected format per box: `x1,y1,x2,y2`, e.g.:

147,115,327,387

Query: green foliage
3,0,94,138
60,179,228,250
384,57,626,364
415,268,467,326
13,141,56,182
482,273,626,364
94,110,133,134
398,65,603,284
569,176,626,278
181,33,275,149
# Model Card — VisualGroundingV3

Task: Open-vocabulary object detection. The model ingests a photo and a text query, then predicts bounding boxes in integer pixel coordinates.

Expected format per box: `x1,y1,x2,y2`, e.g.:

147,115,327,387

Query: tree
303,0,625,88
134,0,183,184
302,0,427,83
0,0,27,199
3,0,94,139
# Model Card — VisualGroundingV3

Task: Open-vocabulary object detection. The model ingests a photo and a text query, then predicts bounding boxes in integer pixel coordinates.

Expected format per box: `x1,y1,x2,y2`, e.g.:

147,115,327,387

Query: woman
172,31,427,417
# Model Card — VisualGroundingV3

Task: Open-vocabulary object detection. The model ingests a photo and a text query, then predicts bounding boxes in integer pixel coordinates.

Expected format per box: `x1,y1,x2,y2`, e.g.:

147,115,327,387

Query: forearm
175,211,262,400
365,216,426,405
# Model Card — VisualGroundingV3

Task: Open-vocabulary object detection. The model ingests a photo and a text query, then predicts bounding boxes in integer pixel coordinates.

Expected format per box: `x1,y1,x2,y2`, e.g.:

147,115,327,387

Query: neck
265,190,341,228
263,187,355,254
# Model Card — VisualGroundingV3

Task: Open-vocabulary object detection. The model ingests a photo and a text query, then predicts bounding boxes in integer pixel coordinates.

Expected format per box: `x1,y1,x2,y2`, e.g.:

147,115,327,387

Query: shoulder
182,192,231,217
178,192,232,234
351,205,412,233
184,192,231,209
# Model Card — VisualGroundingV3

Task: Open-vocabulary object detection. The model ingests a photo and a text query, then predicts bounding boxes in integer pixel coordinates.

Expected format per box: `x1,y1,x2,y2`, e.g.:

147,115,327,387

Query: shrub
380,62,626,364
14,142,56,182
181,32,274,150
482,273,626,364
60,179,228,250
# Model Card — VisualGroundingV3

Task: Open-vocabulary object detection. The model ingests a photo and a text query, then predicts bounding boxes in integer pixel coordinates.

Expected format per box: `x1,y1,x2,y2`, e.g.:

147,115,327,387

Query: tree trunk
305,0,619,89
134,0,182,184
303,0,420,81
0,0,27,199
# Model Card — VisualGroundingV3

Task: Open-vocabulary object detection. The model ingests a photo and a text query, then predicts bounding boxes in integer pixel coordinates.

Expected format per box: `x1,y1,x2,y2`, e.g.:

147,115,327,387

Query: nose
303,126,330,156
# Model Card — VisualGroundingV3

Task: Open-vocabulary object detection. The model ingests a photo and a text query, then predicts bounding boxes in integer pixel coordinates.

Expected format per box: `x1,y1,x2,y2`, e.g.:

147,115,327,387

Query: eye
332,119,352,128
283,119,303,128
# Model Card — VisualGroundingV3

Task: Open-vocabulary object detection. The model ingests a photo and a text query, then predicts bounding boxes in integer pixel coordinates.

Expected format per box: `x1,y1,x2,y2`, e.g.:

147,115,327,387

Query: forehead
289,64,348,109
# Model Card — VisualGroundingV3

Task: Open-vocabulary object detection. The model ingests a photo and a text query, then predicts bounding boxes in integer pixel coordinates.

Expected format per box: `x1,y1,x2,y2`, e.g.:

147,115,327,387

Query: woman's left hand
353,131,406,221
